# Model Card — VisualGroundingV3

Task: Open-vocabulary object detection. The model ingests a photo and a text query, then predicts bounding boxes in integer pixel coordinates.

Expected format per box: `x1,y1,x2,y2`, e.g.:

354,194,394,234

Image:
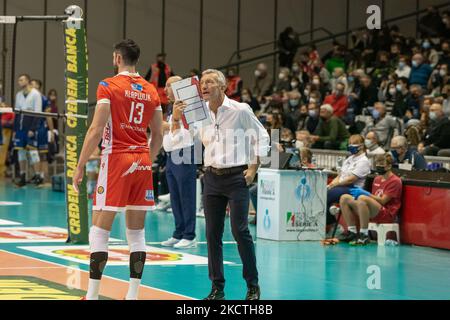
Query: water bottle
385,239,399,246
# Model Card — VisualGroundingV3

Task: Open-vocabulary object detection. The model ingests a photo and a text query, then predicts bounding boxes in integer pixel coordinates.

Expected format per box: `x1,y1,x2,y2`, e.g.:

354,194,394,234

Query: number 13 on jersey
129,101,144,124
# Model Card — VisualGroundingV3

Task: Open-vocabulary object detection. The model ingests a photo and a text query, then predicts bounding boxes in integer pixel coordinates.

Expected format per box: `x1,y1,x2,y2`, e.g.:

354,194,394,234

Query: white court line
0,249,195,300
145,241,238,245
0,266,64,270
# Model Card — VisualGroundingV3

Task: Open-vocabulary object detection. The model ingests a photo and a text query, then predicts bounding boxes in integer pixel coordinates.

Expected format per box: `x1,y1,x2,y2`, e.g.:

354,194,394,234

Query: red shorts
93,152,155,212
371,207,396,224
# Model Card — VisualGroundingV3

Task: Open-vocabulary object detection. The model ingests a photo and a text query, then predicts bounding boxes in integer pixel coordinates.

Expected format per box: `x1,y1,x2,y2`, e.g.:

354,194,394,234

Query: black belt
206,165,248,176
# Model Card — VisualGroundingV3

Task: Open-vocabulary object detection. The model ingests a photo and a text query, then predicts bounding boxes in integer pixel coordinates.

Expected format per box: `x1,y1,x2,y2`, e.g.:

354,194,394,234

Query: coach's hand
243,168,257,186
172,100,187,122
72,166,84,194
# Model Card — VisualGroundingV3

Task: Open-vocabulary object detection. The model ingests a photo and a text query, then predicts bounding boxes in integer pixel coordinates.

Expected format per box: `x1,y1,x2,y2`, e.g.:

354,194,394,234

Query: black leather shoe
203,287,225,300
246,285,260,300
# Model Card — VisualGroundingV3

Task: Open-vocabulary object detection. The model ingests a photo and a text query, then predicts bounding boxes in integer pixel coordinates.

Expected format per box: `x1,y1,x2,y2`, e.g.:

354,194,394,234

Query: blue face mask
372,109,381,119
347,144,361,155
308,110,317,118
348,76,354,83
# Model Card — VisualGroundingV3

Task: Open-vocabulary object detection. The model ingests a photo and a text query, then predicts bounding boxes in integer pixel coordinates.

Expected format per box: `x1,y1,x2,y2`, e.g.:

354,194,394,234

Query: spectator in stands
339,153,402,245
278,27,300,69
350,74,378,115
145,53,173,108
428,63,449,96
299,147,316,168
395,55,411,79
252,63,273,101
390,135,427,170
295,130,312,149
325,45,346,75
275,68,291,93
392,77,410,118
362,102,401,149
423,103,450,156
405,84,424,120
378,82,398,114
310,104,350,150
225,67,242,101
365,131,386,160
330,67,348,93
326,134,371,226
323,82,349,118
409,53,433,90
311,60,331,88
438,40,450,66
292,103,308,130
371,51,393,85
419,6,446,38
421,38,440,68
285,88,302,114
303,102,320,134
241,88,260,113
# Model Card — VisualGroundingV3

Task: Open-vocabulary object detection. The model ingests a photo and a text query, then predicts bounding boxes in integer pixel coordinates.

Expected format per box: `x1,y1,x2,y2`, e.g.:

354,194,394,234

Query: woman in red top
339,153,403,245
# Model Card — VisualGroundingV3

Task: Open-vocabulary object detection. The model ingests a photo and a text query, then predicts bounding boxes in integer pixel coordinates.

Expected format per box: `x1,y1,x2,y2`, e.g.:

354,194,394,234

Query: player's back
96,71,161,155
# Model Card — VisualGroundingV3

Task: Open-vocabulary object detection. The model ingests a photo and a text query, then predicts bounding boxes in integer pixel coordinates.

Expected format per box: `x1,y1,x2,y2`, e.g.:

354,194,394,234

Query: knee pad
18,149,28,162
29,149,40,164
126,228,146,253
89,226,110,253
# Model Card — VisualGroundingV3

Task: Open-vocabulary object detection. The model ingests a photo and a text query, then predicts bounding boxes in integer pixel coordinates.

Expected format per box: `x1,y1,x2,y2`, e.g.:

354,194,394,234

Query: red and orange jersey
96,71,161,155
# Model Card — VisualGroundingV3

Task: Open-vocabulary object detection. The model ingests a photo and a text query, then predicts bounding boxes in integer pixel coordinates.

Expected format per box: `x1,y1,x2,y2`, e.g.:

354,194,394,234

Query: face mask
312,79,320,85
372,109,381,119
348,76,354,83
279,73,285,80
375,166,387,175
254,70,261,77
289,99,299,106
398,62,406,69
365,139,374,149
412,60,419,68
309,98,316,104
396,84,403,91
295,141,304,149
440,69,447,77
389,88,397,96
241,94,251,102
347,144,361,155
308,110,317,118
429,111,438,121
422,42,431,49
291,82,298,88
304,90,310,96
292,65,300,72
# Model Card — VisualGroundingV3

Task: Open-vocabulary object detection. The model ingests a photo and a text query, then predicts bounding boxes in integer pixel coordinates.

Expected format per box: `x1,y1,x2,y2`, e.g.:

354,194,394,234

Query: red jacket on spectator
323,93,349,118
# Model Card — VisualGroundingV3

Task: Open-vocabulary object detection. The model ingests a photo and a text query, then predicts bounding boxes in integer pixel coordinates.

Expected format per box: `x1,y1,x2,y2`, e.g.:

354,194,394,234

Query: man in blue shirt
390,135,427,170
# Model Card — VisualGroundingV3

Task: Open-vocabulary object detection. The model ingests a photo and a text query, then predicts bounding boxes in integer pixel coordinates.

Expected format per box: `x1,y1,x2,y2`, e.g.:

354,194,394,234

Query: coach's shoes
34,175,44,186
338,231,358,243
350,233,370,246
15,173,27,187
174,238,197,249
203,287,225,300
245,285,260,300
161,237,181,247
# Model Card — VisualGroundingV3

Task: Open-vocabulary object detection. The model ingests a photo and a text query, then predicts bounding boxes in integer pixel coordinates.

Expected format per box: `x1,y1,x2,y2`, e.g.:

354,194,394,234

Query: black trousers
203,169,258,290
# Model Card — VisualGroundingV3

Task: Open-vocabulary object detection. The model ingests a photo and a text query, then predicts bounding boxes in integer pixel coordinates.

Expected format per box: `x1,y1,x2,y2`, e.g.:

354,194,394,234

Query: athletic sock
125,278,142,300
348,226,357,233
86,279,101,300
360,228,368,235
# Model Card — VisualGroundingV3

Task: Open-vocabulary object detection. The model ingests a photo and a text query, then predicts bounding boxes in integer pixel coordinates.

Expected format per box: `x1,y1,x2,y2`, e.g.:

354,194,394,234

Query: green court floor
1,180,450,300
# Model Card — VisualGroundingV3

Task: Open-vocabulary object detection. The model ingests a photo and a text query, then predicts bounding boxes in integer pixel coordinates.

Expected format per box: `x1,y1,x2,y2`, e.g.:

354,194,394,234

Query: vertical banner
64,9,89,244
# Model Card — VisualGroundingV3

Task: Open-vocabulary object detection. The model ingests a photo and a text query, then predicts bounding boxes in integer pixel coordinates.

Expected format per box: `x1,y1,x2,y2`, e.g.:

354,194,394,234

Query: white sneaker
173,238,197,249
161,237,181,247
196,209,205,217
155,202,171,211
158,193,171,202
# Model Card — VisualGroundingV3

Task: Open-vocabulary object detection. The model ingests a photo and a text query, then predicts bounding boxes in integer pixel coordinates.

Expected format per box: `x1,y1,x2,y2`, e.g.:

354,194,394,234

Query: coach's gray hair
202,69,227,87
391,135,407,148
320,104,334,114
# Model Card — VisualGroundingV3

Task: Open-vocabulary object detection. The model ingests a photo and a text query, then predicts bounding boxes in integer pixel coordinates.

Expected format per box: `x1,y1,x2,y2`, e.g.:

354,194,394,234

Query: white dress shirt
163,96,270,168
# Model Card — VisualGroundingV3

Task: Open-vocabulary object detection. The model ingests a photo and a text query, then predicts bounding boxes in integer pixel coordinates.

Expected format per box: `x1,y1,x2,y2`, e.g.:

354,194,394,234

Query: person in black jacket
349,75,378,115
423,103,450,156
277,27,300,69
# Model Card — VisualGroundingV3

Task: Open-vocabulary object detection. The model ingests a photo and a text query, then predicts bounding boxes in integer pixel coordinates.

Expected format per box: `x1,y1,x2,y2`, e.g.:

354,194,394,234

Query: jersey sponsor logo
121,159,152,177
97,186,104,194
103,122,112,143
120,122,146,132
145,190,154,202
99,81,109,87
131,83,143,92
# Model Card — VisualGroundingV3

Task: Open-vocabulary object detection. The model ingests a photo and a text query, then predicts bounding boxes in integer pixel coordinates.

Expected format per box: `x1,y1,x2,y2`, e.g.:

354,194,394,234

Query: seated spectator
428,63,450,96
362,102,401,149
323,82,349,118
404,118,425,149
285,90,302,113
252,63,273,101
241,88,261,113
350,74,378,115
295,130,312,149
365,131,386,161
405,84,424,119
330,67,348,93
421,38,440,68
378,82,398,114
438,40,450,66
292,103,309,131
395,55,411,79
299,147,316,168
275,67,291,93
311,104,350,150
390,135,427,170
305,102,321,134
423,103,450,156
409,53,433,90
339,153,402,245
371,51,393,85
391,77,410,118
225,67,242,101
326,134,371,226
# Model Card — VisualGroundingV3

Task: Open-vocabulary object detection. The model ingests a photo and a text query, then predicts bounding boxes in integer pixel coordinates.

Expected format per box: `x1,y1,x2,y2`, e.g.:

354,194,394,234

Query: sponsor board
19,245,233,266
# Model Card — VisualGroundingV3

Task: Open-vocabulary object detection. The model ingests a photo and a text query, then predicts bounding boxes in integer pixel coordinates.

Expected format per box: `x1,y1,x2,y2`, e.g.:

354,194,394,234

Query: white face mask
440,69,447,77
365,139,374,149
291,82,298,88
279,73,285,80
295,140,304,149
389,88,397,96
312,79,320,85
254,70,261,77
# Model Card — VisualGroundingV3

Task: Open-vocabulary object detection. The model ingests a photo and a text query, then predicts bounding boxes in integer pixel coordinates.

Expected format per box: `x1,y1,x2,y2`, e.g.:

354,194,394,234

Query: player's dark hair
18,74,31,82
31,79,42,89
114,39,140,66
